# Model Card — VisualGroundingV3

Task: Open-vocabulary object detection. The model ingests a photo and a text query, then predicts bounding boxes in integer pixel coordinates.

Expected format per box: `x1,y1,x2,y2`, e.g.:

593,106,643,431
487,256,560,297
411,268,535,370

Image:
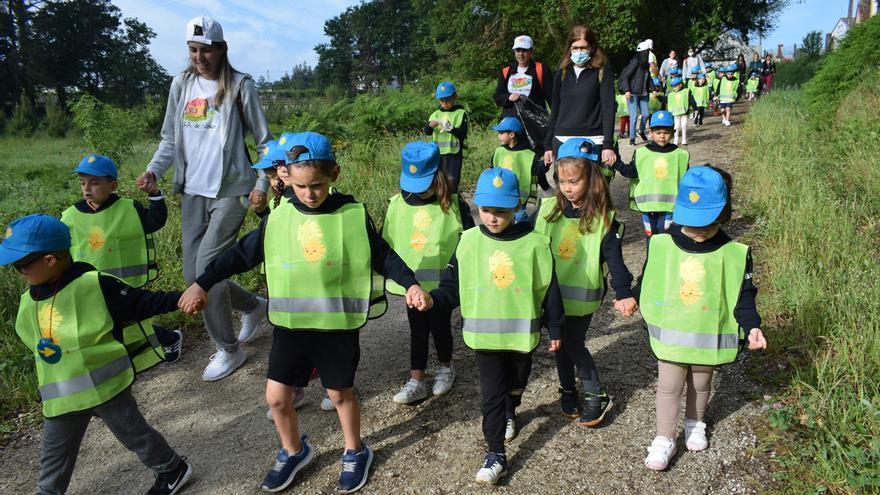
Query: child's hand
428,120,440,128
249,189,267,212
549,339,562,352
137,171,158,194
747,328,767,350
543,150,554,166
179,283,208,315
405,285,433,311
613,297,638,316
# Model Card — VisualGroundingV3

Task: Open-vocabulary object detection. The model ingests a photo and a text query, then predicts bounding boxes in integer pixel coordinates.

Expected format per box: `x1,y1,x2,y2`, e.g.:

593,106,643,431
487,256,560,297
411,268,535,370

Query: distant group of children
2,39,768,495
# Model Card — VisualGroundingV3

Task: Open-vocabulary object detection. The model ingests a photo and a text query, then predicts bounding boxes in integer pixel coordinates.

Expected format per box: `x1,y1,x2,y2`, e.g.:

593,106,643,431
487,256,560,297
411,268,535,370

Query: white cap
186,16,224,45
637,39,653,51
512,35,533,50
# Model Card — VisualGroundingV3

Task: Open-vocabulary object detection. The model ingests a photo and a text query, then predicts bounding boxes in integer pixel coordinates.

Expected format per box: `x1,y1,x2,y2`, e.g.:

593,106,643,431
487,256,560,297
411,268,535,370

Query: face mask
571,51,590,66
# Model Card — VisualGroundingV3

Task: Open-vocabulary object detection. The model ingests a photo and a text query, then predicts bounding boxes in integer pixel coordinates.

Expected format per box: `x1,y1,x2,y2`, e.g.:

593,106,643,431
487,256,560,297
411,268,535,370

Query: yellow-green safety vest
15,271,136,417
649,93,663,113
430,108,466,155
615,94,629,118
691,85,710,108
719,78,737,104
746,77,759,93
264,200,386,330
457,228,553,353
492,147,537,206
534,197,611,316
640,234,748,366
382,193,463,294
667,88,690,116
628,147,689,212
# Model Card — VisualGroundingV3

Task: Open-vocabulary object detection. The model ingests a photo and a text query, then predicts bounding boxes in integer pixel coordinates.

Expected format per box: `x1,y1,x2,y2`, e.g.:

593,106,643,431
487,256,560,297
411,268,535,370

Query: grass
735,81,880,493
0,127,494,432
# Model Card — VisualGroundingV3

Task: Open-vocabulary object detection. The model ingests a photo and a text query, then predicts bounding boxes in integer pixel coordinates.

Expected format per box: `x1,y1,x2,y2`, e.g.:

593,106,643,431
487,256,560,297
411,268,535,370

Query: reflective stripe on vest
667,89,690,116
534,197,608,316
61,198,158,288
692,85,710,107
122,319,164,373
264,201,377,330
719,78,737,103
430,108,466,154
640,234,748,366
492,147,537,204
457,228,553,352
14,271,134,417
381,193,463,295
628,148,690,212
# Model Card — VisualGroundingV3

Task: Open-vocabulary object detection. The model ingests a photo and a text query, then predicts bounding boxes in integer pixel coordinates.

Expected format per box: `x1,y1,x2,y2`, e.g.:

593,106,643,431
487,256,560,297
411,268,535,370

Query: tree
801,30,823,59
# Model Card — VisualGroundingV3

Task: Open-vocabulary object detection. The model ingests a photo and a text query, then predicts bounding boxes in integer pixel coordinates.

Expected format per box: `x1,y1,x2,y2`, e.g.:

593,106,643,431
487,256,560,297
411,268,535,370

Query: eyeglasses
13,253,46,272
570,45,590,53
514,48,531,53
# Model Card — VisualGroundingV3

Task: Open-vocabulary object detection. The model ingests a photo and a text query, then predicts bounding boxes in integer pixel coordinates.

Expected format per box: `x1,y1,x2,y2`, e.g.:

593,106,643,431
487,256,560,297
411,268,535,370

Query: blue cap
670,67,682,75
728,64,738,71
72,154,118,179
650,111,674,128
287,132,336,164
673,166,728,227
670,77,683,87
263,132,299,162
697,71,707,79
474,168,520,209
557,138,599,162
705,62,714,68
690,67,700,74
493,116,524,135
435,81,456,99
400,142,440,193
252,139,280,169
0,214,72,265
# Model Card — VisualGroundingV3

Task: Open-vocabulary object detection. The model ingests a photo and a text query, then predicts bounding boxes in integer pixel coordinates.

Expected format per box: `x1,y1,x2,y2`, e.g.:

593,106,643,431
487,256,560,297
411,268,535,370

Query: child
665,67,682,94
426,167,564,485
666,78,691,146
424,81,468,193
635,166,767,470
60,154,182,368
491,116,541,222
0,214,193,495
717,66,738,126
616,91,630,138
746,70,761,101
614,111,689,243
533,138,637,425
691,72,711,127
711,66,724,116
383,141,475,404
648,66,665,114
179,132,431,493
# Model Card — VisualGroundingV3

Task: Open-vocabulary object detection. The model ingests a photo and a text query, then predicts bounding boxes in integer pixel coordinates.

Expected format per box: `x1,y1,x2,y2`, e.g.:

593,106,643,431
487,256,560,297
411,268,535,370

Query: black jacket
618,51,651,96
493,61,553,117
545,64,616,150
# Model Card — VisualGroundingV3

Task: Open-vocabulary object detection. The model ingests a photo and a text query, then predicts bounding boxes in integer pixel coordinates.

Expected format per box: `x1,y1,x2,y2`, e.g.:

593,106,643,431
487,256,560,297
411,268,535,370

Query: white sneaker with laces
321,394,335,411
202,348,246,381
474,452,507,485
504,418,517,442
432,366,456,396
392,379,427,404
685,419,708,451
644,435,677,471
239,297,268,343
266,387,309,421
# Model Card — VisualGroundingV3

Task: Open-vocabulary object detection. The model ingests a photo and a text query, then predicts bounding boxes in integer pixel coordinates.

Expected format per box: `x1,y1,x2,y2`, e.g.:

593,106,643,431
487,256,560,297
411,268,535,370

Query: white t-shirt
508,65,534,96
182,77,223,198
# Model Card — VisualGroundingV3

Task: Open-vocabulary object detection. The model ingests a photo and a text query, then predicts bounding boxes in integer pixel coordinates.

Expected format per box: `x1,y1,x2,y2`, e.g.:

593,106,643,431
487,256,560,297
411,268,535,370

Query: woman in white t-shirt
138,16,273,382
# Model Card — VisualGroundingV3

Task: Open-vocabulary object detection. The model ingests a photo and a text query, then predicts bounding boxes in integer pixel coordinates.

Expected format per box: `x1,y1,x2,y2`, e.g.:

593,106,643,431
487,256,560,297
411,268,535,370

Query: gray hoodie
147,71,272,196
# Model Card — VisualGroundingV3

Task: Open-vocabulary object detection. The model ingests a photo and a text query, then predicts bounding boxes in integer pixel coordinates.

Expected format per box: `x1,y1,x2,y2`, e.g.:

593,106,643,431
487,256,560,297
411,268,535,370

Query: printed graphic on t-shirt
182,97,217,129
508,73,533,96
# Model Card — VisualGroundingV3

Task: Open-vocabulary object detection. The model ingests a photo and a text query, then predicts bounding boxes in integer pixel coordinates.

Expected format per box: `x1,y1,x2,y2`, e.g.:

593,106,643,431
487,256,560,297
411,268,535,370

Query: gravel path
0,104,771,494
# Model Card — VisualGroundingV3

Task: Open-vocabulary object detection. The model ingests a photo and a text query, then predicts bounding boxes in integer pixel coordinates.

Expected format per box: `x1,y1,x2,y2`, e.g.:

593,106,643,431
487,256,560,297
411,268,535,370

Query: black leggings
475,350,532,453
406,306,453,371
695,107,705,125
555,315,601,394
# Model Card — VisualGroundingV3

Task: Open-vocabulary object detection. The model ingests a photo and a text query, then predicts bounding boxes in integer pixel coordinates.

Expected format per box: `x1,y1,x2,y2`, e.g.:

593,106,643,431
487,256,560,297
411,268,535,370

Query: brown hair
433,170,453,214
185,42,239,105
271,176,286,209
544,156,612,234
559,25,606,80
286,145,338,177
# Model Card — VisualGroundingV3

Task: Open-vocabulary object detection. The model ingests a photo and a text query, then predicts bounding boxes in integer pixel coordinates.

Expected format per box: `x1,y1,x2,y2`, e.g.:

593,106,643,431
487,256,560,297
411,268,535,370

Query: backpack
503,62,545,89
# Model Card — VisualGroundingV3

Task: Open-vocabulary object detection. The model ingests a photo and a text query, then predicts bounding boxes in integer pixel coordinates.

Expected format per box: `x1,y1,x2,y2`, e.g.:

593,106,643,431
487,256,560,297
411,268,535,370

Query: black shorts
267,328,360,389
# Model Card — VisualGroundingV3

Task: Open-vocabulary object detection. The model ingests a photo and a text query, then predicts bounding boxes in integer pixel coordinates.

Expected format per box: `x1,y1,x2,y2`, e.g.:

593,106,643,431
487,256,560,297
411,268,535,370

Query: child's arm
423,122,434,135
601,220,638,316
98,274,181,323
688,92,697,111
193,218,268,291
612,149,639,178
458,197,476,230
450,112,468,143
542,262,565,351
134,194,168,234
429,254,460,313
365,213,425,299
734,249,762,334
632,237,652,304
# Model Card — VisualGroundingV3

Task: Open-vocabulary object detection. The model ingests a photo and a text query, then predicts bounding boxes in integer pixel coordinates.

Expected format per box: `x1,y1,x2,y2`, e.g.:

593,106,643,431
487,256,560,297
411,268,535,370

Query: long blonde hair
186,42,239,105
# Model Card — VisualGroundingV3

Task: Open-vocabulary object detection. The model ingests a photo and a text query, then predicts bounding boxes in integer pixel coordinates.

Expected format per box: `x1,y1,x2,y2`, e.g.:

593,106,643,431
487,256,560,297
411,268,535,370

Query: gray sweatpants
37,388,180,495
181,194,259,353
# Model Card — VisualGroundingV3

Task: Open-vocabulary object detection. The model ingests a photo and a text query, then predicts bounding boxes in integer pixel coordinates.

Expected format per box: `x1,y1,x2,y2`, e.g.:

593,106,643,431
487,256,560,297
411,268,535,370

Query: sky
114,0,857,79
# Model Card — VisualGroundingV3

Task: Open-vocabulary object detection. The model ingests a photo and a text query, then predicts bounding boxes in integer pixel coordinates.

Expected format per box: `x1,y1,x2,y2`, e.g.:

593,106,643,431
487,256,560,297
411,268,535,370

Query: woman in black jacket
618,44,654,145
493,34,553,117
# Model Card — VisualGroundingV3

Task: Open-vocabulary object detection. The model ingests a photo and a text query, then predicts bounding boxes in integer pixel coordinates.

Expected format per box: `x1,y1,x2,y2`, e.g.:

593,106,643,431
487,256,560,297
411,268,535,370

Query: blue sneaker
260,436,314,492
335,443,373,493
475,451,507,485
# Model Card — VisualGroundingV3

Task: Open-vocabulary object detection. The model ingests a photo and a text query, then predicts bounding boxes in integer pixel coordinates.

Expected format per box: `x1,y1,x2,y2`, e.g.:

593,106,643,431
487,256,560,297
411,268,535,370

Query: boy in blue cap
614,111,689,245
1,214,193,495
424,81,468,192
60,154,183,365
634,166,766,471
423,167,564,485
491,116,542,222
716,66,738,126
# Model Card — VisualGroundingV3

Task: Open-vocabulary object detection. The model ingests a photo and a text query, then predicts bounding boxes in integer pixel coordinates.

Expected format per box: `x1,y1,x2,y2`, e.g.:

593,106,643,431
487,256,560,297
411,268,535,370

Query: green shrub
774,57,823,89
140,93,166,135
71,95,146,165
45,97,70,138
9,93,38,137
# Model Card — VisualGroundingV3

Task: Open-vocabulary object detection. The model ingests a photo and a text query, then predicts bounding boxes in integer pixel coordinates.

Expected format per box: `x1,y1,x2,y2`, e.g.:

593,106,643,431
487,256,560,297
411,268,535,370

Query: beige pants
656,360,714,438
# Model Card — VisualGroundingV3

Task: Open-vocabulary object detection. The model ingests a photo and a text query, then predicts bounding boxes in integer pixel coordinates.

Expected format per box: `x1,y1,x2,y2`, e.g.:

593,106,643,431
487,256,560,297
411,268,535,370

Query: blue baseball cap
670,68,682,75
673,166,729,227
473,168,520,209
252,139,280,169
399,142,440,193
72,154,118,179
690,67,700,74
705,62,714,68
650,111,674,128
670,77,683,87
263,132,299,162
287,132,336,164
0,214,72,266
435,81,457,99
557,138,599,162
697,71,707,79
493,116,524,135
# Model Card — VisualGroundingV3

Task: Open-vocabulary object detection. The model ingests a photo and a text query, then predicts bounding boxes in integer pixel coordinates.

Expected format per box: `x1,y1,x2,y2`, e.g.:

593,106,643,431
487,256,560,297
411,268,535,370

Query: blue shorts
719,103,733,109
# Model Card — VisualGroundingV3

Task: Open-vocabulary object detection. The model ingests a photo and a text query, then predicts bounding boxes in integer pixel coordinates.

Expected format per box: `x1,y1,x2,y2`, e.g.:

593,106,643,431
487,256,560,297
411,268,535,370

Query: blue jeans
627,95,650,139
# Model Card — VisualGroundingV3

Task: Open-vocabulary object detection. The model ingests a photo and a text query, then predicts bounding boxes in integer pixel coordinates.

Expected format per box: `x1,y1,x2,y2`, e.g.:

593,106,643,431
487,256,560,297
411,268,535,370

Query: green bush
773,57,823,89
45,97,70,138
10,93,38,137
140,93,166,135
71,95,146,165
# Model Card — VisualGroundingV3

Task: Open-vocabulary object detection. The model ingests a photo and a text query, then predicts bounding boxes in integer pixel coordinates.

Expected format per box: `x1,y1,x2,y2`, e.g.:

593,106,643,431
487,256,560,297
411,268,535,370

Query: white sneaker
474,452,507,485
239,297,268,343
504,418,517,442
392,379,428,404
432,366,456,396
202,348,246,381
266,387,308,421
321,394,335,411
644,436,677,471
673,138,679,145
685,419,708,451
681,139,688,146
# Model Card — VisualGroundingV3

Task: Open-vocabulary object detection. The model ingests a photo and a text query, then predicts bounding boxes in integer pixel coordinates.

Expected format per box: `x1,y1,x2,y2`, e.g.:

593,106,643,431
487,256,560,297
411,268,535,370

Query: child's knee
326,387,355,406
265,388,291,410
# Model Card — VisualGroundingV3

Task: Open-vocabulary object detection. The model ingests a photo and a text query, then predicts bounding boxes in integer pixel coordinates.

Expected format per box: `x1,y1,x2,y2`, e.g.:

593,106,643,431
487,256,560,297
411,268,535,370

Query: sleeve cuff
548,325,562,341
148,191,165,201
613,287,634,300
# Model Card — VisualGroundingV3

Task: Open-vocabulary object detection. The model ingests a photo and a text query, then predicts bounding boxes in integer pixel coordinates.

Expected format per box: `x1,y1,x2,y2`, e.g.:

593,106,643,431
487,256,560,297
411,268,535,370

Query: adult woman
736,53,747,97
618,40,655,145
682,47,706,80
493,34,553,117
761,54,776,94
543,25,616,169
137,16,272,381
659,50,678,82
